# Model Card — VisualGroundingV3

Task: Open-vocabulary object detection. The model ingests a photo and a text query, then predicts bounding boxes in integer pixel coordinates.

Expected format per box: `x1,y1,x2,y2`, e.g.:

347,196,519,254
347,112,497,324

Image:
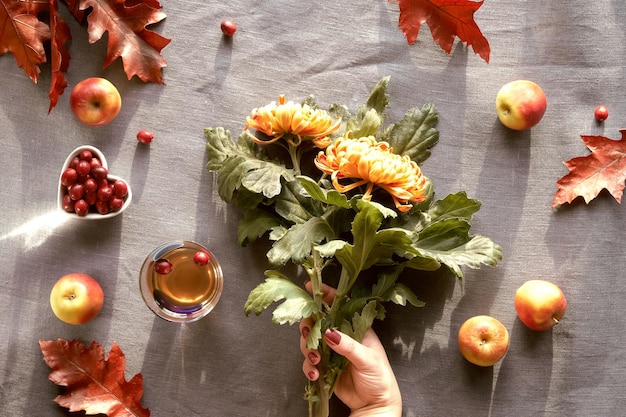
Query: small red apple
515,280,567,331
458,315,509,367
50,273,104,325
70,77,122,126
495,80,547,130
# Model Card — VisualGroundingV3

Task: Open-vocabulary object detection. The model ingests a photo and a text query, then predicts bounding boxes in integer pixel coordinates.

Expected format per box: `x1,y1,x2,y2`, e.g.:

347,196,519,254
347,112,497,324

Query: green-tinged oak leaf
385,103,439,165
413,218,502,277
267,217,336,266
244,271,319,325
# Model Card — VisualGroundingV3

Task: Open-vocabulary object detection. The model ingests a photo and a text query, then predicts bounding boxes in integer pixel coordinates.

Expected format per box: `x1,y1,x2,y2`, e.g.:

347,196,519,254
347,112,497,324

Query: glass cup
139,241,223,323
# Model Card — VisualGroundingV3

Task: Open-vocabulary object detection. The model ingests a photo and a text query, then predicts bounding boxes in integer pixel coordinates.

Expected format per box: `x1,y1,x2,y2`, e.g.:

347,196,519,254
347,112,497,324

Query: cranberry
76,160,91,177
95,200,110,214
90,157,102,170
61,168,78,187
97,185,113,202
220,20,237,37
79,150,93,160
91,166,108,182
85,192,98,205
74,199,89,216
61,194,75,213
68,183,85,201
137,130,154,144
113,180,128,198
154,259,172,274
594,105,609,122
83,178,98,194
69,156,80,169
109,197,124,211
193,251,210,266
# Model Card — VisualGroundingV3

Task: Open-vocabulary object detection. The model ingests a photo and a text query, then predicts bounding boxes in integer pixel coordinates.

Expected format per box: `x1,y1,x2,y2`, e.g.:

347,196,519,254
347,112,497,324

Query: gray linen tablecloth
2,1,626,416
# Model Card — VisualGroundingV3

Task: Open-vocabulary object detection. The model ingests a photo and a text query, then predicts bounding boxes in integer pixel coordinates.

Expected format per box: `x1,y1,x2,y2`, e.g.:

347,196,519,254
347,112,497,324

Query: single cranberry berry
113,180,128,198
69,156,80,169
594,105,609,122
68,183,85,201
76,160,91,177
62,194,75,213
85,192,98,205
97,185,113,202
193,251,210,266
154,259,173,274
79,150,93,160
83,178,98,194
95,200,110,214
109,197,124,212
137,130,154,144
220,20,237,37
74,199,89,216
61,168,78,187
90,157,102,170
91,166,108,182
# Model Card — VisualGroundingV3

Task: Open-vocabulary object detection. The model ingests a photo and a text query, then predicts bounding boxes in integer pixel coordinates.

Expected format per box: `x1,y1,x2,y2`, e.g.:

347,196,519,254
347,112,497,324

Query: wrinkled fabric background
2,1,626,416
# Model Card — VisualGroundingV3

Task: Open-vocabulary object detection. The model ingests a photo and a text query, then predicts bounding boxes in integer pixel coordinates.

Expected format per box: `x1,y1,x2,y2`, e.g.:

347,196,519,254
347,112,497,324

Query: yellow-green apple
458,315,509,367
50,273,104,324
515,280,567,331
495,80,547,130
70,77,122,126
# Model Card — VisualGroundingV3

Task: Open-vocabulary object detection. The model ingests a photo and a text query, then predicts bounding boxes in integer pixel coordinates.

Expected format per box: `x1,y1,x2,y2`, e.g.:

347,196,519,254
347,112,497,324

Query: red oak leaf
392,0,490,63
552,129,626,208
69,0,171,84
48,0,72,113
0,0,51,82
39,339,150,417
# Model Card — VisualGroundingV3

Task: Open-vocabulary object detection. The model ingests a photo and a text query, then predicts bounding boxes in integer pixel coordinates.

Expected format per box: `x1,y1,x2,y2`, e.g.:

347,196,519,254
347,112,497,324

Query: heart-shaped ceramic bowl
57,145,132,220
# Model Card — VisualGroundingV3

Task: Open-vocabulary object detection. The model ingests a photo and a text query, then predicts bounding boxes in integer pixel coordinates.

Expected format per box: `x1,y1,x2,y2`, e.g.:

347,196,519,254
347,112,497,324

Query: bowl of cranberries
58,145,132,219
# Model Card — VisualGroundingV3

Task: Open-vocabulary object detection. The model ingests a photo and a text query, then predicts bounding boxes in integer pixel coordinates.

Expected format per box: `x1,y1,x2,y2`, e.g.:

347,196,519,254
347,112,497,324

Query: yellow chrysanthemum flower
245,95,341,148
315,136,428,212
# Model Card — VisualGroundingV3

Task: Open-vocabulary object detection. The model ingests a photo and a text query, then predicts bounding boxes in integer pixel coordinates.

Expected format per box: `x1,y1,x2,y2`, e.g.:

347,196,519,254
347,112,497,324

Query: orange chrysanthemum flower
245,95,341,148
315,136,429,212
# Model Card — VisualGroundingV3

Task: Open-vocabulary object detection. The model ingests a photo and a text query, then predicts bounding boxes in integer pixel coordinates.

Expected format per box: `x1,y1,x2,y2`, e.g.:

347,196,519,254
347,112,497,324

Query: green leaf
244,271,319,325
267,217,336,266
372,266,425,307
386,103,439,165
340,300,379,342
205,127,238,170
237,209,282,246
416,191,482,231
274,179,318,224
414,219,502,277
298,176,350,209
346,77,390,137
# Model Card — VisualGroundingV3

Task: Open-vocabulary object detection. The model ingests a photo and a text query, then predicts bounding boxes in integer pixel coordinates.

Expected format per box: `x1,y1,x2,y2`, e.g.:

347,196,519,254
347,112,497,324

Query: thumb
324,329,371,370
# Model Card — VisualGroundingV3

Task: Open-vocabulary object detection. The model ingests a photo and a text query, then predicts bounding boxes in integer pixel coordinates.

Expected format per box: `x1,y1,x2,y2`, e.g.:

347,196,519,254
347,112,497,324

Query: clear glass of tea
139,241,223,323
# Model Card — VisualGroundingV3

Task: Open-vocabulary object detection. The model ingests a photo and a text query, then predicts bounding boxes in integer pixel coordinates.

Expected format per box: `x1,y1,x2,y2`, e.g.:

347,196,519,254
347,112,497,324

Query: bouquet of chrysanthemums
204,77,502,417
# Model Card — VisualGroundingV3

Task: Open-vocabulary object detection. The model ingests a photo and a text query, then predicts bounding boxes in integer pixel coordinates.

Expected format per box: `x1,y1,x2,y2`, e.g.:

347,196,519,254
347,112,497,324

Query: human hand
299,281,402,417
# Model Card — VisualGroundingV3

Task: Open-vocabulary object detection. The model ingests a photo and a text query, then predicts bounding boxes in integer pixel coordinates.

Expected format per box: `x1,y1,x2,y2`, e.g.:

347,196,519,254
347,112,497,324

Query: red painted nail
325,329,341,345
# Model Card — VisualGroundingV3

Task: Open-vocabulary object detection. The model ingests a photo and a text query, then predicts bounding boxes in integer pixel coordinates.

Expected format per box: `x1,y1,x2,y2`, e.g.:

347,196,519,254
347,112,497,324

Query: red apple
70,77,122,126
495,80,547,130
515,280,567,331
458,315,509,367
50,273,104,325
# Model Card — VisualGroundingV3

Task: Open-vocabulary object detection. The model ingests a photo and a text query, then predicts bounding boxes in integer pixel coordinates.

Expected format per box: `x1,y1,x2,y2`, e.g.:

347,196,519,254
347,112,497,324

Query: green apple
50,273,104,325
458,315,509,367
515,280,567,331
70,77,122,126
495,80,547,130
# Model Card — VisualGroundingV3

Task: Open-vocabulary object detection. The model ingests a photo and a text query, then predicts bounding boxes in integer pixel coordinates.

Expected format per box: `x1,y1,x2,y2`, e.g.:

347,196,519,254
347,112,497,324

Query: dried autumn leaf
392,0,490,63
39,339,150,417
68,0,171,84
0,0,51,82
48,0,72,113
552,129,626,208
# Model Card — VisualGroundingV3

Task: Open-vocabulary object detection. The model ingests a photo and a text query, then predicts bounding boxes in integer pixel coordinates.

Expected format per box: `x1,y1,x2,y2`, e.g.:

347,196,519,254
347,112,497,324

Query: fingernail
308,371,317,381
301,326,310,339
324,329,341,346
308,351,319,365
